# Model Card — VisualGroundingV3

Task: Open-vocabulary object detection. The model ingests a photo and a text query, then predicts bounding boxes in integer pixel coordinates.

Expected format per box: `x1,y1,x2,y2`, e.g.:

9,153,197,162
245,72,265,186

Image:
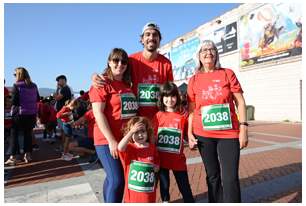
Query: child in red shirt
152,82,194,202
69,107,96,158
118,116,160,203
56,98,79,161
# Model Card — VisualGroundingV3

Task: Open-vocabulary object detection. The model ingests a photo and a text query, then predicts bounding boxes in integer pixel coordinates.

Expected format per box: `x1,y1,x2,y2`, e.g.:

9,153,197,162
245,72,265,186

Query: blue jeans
95,145,124,203
159,168,194,202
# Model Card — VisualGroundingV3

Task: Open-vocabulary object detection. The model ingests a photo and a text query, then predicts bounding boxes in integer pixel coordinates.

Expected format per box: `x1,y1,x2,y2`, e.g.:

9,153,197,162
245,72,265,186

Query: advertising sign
170,37,200,81
239,3,302,67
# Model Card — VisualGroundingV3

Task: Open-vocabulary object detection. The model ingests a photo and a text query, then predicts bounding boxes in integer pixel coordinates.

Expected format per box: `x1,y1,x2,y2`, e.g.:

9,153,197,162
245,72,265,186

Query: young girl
56,98,79,161
118,116,160,203
152,81,194,203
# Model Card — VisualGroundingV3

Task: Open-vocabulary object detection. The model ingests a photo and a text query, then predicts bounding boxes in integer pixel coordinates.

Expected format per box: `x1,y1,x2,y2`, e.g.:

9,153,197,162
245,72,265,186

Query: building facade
159,3,302,121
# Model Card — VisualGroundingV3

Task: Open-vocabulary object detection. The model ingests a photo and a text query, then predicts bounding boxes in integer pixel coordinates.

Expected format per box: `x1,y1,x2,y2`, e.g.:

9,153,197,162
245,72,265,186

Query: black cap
56,75,67,81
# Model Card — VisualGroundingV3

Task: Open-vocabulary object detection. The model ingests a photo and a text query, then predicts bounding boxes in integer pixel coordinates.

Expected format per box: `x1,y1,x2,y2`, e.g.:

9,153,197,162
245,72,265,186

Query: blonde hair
15,67,32,85
122,116,153,143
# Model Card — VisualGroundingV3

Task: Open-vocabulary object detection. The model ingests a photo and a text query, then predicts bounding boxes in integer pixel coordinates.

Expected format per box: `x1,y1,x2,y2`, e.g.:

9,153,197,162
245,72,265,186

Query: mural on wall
239,3,302,68
170,37,200,81
201,22,238,55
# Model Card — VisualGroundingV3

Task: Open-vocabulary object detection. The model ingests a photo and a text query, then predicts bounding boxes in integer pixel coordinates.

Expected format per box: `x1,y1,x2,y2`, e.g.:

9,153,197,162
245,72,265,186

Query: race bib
201,103,232,130
128,161,155,193
138,84,160,106
120,93,138,119
157,127,182,154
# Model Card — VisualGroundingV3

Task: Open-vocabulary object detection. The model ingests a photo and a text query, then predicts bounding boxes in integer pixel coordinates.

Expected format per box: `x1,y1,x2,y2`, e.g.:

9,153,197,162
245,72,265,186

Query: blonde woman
5,67,40,165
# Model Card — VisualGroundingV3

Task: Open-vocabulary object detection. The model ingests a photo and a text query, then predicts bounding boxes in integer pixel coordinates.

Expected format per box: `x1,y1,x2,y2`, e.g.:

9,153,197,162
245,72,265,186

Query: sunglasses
13,73,16,76
112,58,128,65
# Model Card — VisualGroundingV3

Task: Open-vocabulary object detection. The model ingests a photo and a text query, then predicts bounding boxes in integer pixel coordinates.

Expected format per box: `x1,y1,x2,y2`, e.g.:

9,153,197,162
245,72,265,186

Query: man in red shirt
92,22,173,120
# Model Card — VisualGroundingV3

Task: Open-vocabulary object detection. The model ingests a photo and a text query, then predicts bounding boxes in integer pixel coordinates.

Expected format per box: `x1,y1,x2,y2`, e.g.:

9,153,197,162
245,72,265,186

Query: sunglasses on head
112,58,128,65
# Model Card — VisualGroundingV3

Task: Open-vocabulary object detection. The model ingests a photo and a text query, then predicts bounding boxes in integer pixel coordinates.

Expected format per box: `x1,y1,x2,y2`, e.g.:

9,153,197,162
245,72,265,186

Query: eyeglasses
200,48,216,53
112,58,128,65
13,73,16,76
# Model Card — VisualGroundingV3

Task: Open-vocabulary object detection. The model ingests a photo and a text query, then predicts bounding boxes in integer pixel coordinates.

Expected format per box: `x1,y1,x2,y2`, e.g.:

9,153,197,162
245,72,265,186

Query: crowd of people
4,22,248,203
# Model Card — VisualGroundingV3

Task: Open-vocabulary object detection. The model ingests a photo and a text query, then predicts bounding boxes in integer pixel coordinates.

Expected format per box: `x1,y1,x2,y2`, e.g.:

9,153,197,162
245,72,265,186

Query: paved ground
4,121,302,203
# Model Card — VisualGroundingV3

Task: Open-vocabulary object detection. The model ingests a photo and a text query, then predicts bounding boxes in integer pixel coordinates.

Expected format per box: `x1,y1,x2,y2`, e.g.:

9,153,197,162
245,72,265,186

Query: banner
170,37,200,81
201,22,238,55
239,3,302,67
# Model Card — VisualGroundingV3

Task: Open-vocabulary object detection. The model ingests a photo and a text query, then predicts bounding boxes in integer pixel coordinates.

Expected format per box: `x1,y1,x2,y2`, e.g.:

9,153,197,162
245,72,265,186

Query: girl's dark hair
103,48,132,87
158,81,181,112
122,116,153,143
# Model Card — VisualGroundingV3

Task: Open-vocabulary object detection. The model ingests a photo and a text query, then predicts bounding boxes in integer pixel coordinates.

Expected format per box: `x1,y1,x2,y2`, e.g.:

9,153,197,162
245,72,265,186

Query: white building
159,3,302,122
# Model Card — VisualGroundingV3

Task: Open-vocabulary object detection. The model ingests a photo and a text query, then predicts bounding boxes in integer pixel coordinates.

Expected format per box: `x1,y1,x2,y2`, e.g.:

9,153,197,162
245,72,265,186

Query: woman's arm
92,102,119,158
187,102,197,149
233,92,248,149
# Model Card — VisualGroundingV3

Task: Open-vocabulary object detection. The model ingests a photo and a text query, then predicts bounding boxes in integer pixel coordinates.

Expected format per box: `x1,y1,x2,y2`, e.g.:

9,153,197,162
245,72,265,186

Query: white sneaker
61,153,73,161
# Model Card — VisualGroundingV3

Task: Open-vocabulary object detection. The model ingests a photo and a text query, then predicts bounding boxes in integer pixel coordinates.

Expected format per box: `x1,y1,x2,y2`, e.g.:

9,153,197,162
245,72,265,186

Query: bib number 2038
128,161,155,193
201,103,232,130
138,84,160,106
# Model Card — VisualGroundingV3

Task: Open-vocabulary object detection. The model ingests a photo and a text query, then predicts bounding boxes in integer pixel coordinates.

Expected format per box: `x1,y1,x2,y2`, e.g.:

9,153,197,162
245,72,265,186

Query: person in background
56,98,80,161
5,67,40,165
69,105,97,162
89,48,138,203
92,22,173,120
54,75,72,144
187,40,248,203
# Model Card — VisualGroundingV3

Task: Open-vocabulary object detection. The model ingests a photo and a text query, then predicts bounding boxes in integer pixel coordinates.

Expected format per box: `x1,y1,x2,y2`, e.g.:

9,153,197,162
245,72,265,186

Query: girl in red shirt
89,48,138,203
152,82,194,203
118,116,159,203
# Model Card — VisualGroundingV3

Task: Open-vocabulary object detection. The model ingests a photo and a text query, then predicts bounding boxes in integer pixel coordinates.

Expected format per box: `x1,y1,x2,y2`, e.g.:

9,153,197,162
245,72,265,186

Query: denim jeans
95,145,124,203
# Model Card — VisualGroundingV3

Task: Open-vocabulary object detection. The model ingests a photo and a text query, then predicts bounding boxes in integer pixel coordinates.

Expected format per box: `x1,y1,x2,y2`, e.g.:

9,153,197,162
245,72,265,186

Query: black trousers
9,115,36,155
196,135,241,203
159,168,195,203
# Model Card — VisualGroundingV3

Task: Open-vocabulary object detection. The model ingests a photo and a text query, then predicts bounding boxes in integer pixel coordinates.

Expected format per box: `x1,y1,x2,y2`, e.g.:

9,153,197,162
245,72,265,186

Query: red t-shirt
56,106,74,123
4,108,12,128
38,102,51,124
4,87,9,97
79,91,90,101
49,106,57,122
84,109,95,139
89,80,137,145
119,143,159,203
129,52,173,119
187,68,243,139
152,111,187,171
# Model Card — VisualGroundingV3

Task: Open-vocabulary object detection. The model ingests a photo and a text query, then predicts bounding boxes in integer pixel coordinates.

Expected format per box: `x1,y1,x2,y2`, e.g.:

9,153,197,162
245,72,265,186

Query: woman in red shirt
89,48,138,203
187,40,248,203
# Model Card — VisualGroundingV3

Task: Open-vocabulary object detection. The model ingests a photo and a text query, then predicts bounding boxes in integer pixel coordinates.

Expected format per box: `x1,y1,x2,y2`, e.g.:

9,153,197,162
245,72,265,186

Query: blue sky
4,3,239,94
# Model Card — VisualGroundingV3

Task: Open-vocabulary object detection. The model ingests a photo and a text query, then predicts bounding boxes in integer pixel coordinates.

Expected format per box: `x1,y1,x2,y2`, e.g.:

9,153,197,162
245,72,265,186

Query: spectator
5,67,40,165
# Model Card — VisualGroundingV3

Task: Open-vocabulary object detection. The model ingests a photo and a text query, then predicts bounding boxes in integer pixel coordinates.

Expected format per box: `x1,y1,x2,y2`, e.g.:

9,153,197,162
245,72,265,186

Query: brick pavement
4,121,302,203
